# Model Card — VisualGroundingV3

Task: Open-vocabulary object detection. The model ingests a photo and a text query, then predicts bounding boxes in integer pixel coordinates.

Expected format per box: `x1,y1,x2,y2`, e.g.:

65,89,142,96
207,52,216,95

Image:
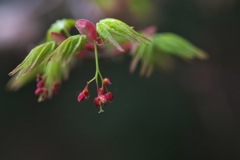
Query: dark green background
1,0,240,159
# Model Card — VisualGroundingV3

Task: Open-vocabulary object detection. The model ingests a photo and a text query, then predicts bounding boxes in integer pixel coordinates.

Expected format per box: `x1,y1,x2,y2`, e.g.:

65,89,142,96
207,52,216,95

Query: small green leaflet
46,35,87,63
96,18,151,52
130,32,209,77
8,41,56,77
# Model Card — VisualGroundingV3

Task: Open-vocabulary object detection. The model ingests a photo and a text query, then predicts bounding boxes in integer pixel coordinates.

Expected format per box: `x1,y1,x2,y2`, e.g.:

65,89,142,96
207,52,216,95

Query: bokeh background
1,0,240,159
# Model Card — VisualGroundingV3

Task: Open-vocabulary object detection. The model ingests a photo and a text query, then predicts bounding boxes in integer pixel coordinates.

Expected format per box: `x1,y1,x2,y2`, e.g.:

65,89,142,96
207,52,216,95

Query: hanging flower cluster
7,18,152,113
6,18,208,113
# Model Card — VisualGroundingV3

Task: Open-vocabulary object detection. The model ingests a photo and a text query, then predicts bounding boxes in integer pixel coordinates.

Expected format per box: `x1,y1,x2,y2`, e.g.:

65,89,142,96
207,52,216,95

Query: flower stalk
82,41,112,113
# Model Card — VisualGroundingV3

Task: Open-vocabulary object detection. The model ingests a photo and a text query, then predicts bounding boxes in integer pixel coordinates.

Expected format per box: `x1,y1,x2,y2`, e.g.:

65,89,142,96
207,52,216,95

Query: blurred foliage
94,0,155,23
129,0,153,19
130,32,208,77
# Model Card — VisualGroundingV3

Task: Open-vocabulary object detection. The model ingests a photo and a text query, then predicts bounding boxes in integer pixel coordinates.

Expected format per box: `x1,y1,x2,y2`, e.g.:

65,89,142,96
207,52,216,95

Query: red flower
35,88,48,98
84,89,90,98
94,95,107,107
94,97,100,107
35,88,44,95
78,92,85,102
106,92,114,102
77,87,90,102
36,81,45,88
99,95,107,106
103,78,111,85
98,88,104,95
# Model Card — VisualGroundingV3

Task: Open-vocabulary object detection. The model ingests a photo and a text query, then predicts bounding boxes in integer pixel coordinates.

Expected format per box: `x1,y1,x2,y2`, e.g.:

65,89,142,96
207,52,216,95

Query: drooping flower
36,81,45,88
77,84,90,102
106,92,114,102
103,78,111,85
98,88,105,95
78,92,86,102
94,95,107,107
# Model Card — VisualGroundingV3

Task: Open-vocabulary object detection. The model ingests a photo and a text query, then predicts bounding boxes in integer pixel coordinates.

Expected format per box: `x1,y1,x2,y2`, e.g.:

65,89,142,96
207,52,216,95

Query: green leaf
43,59,67,97
130,43,155,77
130,32,208,77
154,33,208,59
97,22,124,51
47,35,87,63
46,19,76,42
8,41,56,77
96,18,152,52
44,60,64,85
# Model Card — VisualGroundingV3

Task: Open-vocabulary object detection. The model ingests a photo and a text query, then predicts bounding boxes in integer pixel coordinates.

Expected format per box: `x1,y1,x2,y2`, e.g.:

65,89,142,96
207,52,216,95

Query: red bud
78,92,85,102
103,78,111,85
84,89,90,98
35,88,44,95
99,95,107,106
106,92,114,102
94,97,100,107
75,19,97,42
98,88,104,95
36,81,45,88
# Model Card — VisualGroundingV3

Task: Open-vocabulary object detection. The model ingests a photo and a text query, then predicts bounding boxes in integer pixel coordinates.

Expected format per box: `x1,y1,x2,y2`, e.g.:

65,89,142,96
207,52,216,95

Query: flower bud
35,88,44,95
37,81,45,88
106,92,114,102
98,88,104,95
94,95,107,107
99,95,107,106
84,89,90,98
103,78,111,85
94,97,100,107
78,92,85,102
75,19,98,42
